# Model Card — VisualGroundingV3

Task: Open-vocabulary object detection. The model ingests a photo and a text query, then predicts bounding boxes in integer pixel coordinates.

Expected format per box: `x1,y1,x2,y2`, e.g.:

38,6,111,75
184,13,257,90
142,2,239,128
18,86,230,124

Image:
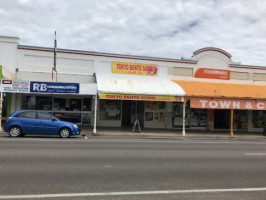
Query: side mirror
51,117,56,121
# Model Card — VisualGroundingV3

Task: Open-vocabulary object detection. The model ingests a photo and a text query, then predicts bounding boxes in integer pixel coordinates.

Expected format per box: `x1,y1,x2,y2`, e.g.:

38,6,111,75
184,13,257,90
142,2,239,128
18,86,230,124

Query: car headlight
73,124,78,128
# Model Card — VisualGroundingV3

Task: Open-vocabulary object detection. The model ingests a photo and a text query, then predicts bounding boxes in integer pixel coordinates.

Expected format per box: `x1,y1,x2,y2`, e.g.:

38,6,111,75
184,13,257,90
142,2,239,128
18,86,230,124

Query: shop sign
1,80,30,93
99,93,183,102
194,68,230,80
30,81,79,94
191,99,266,110
112,61,158,76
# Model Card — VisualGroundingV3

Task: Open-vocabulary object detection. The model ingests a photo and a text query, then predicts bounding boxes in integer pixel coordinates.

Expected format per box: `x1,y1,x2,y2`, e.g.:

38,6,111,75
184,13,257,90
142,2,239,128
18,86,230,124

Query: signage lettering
99,93,182,102
30,81,79,94
194,68,230,80
112,61,158,76
191,99,266,110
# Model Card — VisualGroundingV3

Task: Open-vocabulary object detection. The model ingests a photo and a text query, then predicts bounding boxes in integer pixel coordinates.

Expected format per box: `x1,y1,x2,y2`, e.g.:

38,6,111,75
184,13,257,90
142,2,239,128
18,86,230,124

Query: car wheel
59,128,71,138
9,126,22,137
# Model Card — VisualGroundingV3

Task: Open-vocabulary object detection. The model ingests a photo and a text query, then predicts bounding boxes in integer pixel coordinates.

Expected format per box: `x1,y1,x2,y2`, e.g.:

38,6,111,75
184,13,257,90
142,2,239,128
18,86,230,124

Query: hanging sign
30,81,79,94
99,93,182,102
112,61,158,76
194,68,230,80
1,80,30,93
191,99,266,110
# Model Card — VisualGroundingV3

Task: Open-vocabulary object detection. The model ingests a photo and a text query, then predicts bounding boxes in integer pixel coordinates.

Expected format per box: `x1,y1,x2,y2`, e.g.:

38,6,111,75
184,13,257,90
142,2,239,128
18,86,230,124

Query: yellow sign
99,93,182,102
112,61,158,76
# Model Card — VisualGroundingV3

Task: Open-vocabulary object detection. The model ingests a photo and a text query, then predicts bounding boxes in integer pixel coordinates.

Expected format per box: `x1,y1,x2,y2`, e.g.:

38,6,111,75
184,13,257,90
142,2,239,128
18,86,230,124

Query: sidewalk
80,127,266,140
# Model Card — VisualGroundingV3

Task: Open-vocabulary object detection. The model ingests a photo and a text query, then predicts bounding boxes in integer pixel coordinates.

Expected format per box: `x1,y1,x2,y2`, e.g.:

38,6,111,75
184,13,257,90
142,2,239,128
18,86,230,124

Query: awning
97,76,185,101
172,80,266,100
79,83,97,95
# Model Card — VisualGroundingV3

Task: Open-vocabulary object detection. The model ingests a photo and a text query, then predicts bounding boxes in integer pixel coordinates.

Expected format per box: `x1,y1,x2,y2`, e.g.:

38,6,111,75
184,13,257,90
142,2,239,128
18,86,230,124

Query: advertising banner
112,61,158,76
30,81,79,94
194,68,230,80
1,80,30,93
191,99,266,110
99,93,183,102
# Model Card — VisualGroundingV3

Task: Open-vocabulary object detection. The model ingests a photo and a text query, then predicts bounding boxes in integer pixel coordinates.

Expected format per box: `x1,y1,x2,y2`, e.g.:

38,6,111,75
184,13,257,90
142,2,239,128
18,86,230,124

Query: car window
16,112,36,119
37,112,52,120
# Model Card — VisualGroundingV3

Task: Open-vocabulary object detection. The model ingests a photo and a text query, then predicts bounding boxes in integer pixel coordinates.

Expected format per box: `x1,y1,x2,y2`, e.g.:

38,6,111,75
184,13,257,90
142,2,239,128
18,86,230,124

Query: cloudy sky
1,0,266,66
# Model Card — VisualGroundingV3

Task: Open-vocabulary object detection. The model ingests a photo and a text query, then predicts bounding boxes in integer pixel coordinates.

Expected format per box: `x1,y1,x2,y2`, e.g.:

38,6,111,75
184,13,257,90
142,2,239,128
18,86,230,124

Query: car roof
10,110,51,116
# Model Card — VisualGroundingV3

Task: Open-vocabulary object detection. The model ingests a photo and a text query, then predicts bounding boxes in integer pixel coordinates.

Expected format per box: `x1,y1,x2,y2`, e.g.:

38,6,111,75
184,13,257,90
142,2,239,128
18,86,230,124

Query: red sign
194,68,230,80
191,99,266,110
2,80,12,84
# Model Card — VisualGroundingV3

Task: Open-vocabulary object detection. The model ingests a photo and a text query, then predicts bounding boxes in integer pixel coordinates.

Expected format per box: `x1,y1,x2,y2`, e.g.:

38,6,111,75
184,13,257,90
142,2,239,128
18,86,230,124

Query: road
1,135,266,199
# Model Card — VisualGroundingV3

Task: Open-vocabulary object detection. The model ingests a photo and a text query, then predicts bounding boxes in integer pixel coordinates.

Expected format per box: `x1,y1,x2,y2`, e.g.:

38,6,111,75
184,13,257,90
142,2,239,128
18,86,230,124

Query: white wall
0,36,19,74
16,47,95,83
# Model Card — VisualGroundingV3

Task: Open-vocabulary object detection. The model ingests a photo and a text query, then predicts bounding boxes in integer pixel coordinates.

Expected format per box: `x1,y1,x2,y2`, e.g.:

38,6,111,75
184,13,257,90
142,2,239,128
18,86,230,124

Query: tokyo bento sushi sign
112,61,158,76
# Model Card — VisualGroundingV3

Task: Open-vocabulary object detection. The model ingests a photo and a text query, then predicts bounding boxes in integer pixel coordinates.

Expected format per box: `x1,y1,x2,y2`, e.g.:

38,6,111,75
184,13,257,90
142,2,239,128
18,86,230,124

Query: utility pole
52,31,57,82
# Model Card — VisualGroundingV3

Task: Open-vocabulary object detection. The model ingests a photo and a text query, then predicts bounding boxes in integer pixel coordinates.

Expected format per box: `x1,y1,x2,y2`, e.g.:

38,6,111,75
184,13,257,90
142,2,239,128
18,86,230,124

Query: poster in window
145,112,153,121
145,102,157,110
106,108,117,116
154,112,165,121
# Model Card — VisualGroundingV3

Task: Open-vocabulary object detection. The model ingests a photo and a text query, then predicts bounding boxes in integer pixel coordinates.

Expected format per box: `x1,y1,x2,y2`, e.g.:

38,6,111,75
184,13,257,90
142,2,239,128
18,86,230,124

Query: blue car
4,110,81,138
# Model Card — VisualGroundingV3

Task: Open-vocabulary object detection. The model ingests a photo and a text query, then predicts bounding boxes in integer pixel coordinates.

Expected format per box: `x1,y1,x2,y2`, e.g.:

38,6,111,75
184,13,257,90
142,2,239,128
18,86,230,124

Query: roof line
17,45,198,64
193,47,232,58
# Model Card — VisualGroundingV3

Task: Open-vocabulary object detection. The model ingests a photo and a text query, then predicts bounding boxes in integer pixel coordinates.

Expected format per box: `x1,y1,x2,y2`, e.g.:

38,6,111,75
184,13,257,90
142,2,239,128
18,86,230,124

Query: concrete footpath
79,127,266,140
1,127,266,140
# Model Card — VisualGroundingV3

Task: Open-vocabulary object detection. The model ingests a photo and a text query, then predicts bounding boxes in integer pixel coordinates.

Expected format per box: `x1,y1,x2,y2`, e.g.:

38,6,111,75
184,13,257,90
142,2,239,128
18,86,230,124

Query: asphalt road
1,135,266,199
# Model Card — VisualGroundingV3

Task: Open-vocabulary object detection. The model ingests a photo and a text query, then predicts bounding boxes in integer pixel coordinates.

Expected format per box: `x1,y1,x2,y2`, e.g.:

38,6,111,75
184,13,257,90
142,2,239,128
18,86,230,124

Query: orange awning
172,80,266,100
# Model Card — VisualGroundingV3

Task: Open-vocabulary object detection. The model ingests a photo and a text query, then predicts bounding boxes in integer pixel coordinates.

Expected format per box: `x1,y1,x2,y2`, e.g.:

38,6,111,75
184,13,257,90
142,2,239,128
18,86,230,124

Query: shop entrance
122,101,144,127
214,109,230,129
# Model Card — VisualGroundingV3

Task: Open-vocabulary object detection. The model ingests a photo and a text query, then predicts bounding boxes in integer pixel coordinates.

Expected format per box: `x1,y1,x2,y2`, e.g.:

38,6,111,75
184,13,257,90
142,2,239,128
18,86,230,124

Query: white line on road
1,187,266,199
1,137,266,145
245,153,266,156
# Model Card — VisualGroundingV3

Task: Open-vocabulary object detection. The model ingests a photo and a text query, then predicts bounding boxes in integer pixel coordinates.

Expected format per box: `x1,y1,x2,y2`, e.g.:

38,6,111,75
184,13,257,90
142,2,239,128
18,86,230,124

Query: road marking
1,137,266,145
1,187,266,199
245,153,266,156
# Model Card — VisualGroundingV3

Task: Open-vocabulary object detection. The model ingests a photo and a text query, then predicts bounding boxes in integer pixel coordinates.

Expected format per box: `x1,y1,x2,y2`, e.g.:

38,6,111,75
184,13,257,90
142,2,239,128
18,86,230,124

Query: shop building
1,35,266,134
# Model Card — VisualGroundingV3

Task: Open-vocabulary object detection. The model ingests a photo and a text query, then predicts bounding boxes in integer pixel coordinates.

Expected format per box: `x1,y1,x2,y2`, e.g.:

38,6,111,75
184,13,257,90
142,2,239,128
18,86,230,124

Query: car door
36,112,58,134
16,111,38,133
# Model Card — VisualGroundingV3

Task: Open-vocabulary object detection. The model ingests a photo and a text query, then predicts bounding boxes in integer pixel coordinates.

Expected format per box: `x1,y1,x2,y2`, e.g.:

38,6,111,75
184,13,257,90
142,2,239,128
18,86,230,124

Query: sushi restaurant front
96,61,185,130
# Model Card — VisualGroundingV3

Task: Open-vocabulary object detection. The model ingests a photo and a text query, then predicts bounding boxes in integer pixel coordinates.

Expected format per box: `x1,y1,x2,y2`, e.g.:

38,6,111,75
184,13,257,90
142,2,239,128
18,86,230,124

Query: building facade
1,35,266,134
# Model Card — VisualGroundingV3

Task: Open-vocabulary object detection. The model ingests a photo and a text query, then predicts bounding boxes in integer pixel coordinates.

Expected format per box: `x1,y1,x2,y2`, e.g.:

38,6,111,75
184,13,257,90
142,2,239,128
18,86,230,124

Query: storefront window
54,113,81,123
70,99,82,111
233,110,248,129
36,97,52,110
172,102,189,127
83,98,91,111
252,110,266,128
144,101,165,122
53,98,66,111
22,96,36,110
21,95,92,125
189,109,208,127
99,100,121,120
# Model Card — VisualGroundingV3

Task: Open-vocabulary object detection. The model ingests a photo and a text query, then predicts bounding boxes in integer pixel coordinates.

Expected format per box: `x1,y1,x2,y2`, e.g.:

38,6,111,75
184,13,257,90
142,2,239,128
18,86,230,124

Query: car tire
59,128,71,138
9,126,22,137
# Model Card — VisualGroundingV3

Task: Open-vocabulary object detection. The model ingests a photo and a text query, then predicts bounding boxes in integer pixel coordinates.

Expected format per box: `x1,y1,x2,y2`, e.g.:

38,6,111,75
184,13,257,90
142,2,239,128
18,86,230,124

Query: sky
1,0,266,66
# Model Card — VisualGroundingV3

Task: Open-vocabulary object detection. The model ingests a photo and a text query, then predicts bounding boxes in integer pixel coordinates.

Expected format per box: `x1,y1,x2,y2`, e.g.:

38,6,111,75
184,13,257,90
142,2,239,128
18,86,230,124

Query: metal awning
97,76,185,102
97,76,185,96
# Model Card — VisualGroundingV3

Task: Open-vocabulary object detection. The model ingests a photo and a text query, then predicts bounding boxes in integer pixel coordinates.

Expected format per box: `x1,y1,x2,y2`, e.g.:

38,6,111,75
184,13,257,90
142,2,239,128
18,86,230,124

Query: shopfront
172,102,208,129
96,61,185,129
1,80,97,125
172,80,266,134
